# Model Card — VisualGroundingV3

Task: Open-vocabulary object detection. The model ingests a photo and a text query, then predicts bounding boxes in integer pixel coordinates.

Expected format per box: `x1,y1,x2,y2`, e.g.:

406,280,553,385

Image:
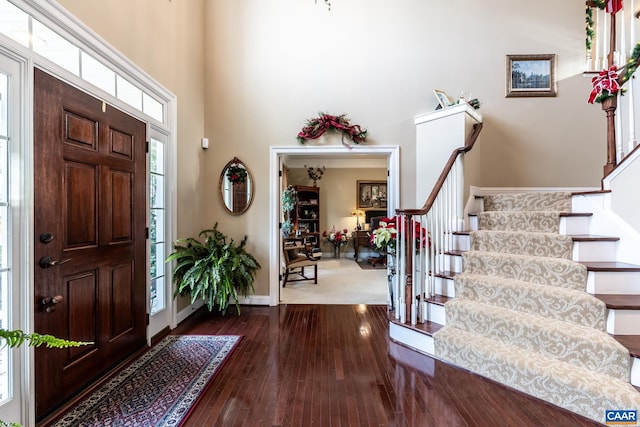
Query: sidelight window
149,137,166,315
0,70,10,403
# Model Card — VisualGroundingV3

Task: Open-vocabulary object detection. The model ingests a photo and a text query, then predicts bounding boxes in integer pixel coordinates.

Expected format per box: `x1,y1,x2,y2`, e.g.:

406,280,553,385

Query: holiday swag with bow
587,0,640,104
297,113,367,147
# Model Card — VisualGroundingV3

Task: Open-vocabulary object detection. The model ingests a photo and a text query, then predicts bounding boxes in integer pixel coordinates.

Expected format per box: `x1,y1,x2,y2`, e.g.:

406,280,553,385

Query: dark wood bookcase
292,185,320,250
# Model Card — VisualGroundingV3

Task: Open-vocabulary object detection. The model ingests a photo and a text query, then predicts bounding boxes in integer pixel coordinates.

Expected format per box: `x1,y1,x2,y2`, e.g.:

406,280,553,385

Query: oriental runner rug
52,335,241,427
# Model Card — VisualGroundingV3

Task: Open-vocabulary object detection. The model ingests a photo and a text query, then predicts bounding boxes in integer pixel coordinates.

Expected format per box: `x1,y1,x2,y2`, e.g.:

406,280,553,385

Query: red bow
606,0,623,14
588,66,620,104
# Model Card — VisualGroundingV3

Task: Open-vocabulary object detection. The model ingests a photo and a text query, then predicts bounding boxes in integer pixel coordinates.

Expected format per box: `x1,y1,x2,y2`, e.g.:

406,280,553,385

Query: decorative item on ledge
304,164,326,187
297,112,367,148
225,157,248,184
315,0,331,10
351,209,364,231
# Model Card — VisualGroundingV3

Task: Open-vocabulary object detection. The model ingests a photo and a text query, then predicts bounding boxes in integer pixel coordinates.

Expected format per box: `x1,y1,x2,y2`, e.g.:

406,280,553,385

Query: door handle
42,295,63,313
38,256,71,269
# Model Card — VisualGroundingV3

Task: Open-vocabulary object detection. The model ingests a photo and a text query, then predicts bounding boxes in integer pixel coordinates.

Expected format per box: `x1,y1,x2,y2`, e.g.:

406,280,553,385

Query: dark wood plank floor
172,304,601,427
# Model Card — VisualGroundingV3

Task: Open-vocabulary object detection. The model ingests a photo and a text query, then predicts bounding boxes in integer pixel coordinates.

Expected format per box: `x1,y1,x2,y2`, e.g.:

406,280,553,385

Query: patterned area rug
53,335,241,427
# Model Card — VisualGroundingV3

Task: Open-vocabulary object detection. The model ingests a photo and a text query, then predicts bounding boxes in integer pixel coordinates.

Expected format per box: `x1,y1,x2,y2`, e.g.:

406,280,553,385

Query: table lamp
351,209,364,231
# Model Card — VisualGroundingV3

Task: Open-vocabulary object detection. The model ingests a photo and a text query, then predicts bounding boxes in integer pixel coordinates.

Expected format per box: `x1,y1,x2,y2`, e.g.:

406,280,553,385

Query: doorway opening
269,145,400,306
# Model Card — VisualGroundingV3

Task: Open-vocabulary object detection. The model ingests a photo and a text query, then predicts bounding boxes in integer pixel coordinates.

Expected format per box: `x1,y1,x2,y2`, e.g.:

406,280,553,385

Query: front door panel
33,69,147,419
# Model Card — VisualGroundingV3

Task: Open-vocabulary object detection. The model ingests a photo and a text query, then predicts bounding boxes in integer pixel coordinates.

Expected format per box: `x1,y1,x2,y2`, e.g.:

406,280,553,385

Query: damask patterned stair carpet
433,192,640,424
52,335,241,427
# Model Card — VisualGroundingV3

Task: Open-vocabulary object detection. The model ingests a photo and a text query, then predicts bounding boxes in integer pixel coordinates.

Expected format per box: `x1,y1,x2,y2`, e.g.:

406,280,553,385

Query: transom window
0,0,164,124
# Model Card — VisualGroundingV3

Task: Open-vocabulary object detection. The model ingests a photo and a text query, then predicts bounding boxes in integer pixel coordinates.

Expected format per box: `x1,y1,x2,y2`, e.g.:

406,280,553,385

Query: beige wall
58,0,607,299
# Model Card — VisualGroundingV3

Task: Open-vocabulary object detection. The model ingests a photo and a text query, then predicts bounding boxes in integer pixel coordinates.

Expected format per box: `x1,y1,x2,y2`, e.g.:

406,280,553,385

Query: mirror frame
219,157,254,216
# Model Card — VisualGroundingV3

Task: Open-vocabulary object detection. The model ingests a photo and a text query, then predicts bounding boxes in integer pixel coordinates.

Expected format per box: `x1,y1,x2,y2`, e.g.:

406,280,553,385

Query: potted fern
166,223,261,315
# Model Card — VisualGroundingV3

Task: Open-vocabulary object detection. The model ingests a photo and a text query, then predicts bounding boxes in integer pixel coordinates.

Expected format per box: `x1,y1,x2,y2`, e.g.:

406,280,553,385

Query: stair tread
571,189,611,196
432,270,457,279
443,249,464,256
475,191,611,198
468,212,593,217
453,230,619,241
427,295,451,306
594,294,640,309
611,334,640,358
581,261,640,271
388,312,443,337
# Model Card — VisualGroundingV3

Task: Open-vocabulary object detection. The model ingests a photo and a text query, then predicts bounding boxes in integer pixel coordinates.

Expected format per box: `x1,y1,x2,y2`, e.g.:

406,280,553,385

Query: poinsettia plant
371,218,397,254
370,216,428,254
323,227,351,247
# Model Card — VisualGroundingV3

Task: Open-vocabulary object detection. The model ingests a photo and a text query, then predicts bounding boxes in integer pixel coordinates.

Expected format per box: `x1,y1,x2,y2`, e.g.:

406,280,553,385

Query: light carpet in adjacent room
281,258,388,304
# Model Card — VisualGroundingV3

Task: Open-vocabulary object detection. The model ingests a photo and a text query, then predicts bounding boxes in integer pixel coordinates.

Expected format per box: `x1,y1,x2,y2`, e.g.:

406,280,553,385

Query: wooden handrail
396,122,483,216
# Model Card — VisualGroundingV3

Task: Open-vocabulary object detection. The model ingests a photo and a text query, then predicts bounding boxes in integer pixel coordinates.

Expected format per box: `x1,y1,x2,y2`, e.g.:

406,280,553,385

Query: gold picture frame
506,54,557,98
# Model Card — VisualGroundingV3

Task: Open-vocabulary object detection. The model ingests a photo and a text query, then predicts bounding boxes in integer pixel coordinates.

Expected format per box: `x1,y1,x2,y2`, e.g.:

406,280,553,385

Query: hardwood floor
172,304,600,427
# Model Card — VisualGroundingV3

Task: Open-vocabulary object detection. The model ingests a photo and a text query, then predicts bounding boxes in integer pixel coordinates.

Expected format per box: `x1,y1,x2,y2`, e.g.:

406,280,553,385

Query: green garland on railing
586,6,595,50
621,42,640,83
585,1,613,51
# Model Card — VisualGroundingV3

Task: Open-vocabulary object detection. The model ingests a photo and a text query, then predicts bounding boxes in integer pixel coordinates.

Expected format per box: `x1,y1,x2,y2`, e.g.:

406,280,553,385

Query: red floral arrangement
297,113,367,145
322,227,350,247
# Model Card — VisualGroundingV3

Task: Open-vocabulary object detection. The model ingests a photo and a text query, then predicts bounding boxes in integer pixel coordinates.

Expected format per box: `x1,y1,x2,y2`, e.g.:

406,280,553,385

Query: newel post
602,95,618,175
403,215,413,324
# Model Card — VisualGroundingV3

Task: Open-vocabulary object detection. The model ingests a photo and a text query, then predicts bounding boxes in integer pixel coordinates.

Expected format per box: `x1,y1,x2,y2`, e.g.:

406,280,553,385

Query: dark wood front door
33,69,147,419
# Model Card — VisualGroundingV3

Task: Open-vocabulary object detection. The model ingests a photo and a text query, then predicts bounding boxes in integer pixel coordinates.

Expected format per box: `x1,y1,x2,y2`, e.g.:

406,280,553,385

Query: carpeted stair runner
454,273,607,330
433,191,640,424
470,230,573,259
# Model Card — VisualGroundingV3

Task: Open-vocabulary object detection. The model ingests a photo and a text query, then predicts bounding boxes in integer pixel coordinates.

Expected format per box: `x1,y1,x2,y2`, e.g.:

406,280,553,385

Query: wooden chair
282,240,318,287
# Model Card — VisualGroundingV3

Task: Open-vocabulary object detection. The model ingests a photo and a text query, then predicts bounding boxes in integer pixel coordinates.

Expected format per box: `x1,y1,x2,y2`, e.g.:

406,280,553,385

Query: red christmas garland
297,113,367,146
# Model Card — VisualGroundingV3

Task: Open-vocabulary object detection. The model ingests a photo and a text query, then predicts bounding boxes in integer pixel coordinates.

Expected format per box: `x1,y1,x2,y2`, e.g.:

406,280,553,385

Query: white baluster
628,0,637,154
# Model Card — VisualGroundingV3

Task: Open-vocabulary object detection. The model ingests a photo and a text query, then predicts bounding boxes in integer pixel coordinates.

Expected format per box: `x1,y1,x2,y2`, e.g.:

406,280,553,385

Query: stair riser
434,276,455,297
559,216,591,235
389,322,435,355
452,234,470,251
607,309,640,335
573,241,617,262
586,271,640,294
427,301,446,325
440,254,463,273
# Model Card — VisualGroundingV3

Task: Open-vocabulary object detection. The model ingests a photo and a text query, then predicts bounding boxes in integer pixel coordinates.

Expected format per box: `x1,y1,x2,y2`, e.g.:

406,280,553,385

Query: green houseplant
166,223,261,315
281,185,297,238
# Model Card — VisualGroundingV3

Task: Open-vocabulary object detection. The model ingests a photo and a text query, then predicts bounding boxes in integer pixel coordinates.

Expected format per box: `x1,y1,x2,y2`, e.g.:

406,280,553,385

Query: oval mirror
219,157,254,215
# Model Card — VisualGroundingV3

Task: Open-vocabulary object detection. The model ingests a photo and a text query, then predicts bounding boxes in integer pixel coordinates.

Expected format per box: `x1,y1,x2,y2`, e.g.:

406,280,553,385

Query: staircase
390,190,640,424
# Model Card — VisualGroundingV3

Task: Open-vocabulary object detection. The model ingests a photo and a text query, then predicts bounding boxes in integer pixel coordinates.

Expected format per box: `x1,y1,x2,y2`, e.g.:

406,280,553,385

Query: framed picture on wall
506,54,557,97
357,180,387,209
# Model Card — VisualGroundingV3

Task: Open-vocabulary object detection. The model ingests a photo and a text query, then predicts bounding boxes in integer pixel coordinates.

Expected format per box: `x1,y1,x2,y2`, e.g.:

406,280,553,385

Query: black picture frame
357,180,387,209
